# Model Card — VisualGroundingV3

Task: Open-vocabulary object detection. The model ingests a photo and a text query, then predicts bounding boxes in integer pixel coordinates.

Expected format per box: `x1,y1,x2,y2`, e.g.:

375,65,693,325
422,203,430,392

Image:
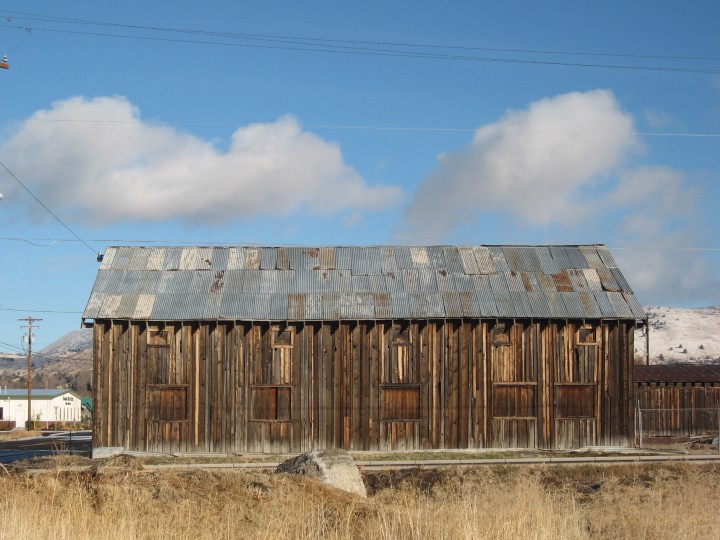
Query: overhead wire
0,161,98,256
1,11,719,74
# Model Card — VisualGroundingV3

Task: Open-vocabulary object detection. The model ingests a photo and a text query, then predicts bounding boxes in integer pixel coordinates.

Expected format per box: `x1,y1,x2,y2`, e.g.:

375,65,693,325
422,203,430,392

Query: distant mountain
38,328,93,358
635,306,720,364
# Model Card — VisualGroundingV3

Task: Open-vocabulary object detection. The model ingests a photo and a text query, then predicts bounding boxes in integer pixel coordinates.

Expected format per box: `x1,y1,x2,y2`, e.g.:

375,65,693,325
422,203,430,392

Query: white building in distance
0,389,82,427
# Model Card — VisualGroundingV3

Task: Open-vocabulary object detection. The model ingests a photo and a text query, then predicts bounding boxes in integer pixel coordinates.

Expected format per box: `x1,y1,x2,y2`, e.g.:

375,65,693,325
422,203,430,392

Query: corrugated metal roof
83,245,645,321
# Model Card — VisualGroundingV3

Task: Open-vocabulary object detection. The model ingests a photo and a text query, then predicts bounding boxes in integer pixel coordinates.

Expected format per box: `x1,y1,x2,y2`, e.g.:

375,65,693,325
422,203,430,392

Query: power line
4,10,720,64
1,13,719,74
0,161,98,256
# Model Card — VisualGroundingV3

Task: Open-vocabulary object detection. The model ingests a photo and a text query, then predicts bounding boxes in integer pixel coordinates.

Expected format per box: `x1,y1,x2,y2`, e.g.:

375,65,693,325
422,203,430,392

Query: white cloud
2,96,403,225
401,89,639,243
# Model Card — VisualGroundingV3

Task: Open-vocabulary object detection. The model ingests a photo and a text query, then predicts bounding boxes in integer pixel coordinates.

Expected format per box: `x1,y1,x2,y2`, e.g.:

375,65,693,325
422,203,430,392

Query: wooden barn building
82,245,645,454
635,364,720,438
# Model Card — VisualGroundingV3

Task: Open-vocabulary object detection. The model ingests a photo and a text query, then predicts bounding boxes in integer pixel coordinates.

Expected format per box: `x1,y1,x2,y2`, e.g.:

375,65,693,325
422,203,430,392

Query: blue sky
0,1,719,351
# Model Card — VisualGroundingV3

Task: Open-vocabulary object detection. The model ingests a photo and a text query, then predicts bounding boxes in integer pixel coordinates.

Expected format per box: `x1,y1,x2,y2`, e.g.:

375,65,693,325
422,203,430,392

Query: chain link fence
637,406,720,451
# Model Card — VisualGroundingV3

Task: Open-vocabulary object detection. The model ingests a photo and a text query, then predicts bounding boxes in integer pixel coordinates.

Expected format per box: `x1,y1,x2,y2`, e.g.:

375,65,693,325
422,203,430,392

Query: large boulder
275,448,367,498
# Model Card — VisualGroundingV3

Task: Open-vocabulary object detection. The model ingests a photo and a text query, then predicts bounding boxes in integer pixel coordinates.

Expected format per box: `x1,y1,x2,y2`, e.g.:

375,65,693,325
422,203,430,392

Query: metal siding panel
519,247,543,273
336,247,353,270
390,292,411,319
577,292,602,318
287,247,305,270
394,246,414,269
549,246,572,270
245,248,262,269
409,247,430,268
502,247,525,272
427,246,447,269
544,291,569,318
259,248,277,270
472,246,496,274
458,247,479,274
241,270,262,293
528,291,551,318
300,248,322,270
582,268,603,291
505,272,525,292
275,247,290,270
374,293,392,319
381,247,398,273
452,274,475,293
210,247,229,270
83,292,105,318
623,293,647,318
488,273,508,293
596,246,618,268
99,247,117,270
493,291,515,317
204,292,223,319
567,268,590,292
319,247,336,270
608,292,634,318
443,247,465,274
163,249,182,271
510,292,533,318
321,293,341,319
128,249,150,271
436,269,454,292
595,267,621,292
562,292,587,319
536,273,557,292
610,267,632,292
536,247,561,274
488,247,510,272
442,292,464,318
226,247,245,270
474,274,492,292
133,294,155,319
109,247,132,270
384,271,403,293
564,247,589,269
580,246,605,270
593,292,617,317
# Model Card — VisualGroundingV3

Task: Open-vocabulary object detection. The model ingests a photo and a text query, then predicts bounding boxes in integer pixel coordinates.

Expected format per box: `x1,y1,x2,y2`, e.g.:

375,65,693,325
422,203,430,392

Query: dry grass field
1,457,718,539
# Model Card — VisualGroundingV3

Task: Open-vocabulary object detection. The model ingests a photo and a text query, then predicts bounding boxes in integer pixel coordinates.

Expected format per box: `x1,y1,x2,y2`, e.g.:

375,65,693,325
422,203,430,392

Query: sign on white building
0,388,82,426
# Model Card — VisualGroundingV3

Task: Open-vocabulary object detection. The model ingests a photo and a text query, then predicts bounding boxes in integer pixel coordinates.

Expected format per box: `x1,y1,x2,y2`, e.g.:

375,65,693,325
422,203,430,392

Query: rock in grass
275,448,367,498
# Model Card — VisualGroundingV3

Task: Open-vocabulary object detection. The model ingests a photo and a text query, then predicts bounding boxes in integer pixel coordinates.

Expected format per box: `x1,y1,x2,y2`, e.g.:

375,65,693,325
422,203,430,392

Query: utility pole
19,317,42,430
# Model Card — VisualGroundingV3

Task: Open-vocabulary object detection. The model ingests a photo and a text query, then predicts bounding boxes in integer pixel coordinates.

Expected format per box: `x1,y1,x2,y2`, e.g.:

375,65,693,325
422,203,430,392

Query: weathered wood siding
93,318,636,453
636,383,720,437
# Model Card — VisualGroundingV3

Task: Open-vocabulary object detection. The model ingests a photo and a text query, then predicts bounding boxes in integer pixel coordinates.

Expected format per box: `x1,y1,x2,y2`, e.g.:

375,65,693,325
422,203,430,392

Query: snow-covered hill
635,306,720,364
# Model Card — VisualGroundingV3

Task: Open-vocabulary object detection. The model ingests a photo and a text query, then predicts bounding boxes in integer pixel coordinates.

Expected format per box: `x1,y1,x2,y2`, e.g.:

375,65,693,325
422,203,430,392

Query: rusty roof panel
502,247,525,272
276,247,290,270
567,268,590,292
319,247,336,270
85,244,641,321
595,267,621,292
535,247,561,274
535,273,557,292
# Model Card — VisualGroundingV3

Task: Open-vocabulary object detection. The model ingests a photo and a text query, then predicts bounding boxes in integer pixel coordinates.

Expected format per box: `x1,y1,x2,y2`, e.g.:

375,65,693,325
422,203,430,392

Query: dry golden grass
0,430,44,441
1,460,718,539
